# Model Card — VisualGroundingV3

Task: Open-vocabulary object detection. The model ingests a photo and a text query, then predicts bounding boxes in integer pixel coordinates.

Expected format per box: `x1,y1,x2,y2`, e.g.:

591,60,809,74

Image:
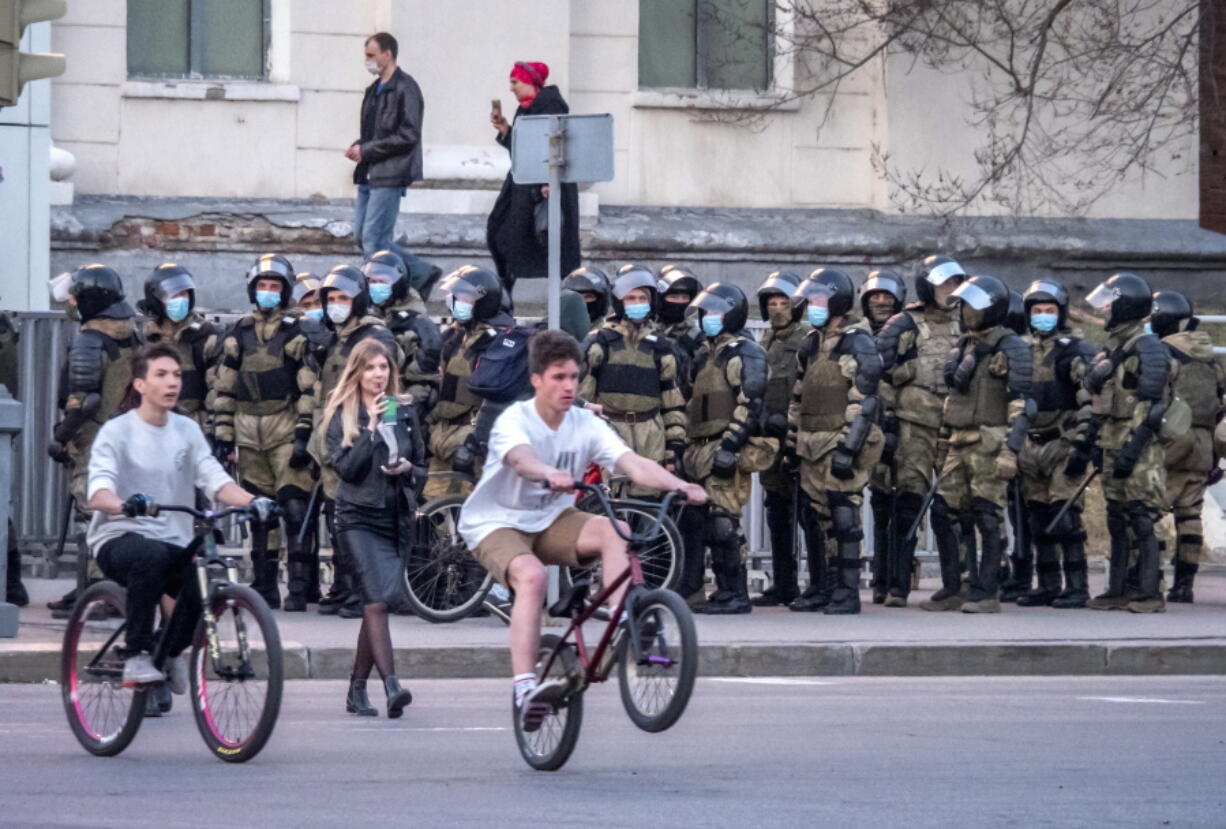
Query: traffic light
0,0,67,109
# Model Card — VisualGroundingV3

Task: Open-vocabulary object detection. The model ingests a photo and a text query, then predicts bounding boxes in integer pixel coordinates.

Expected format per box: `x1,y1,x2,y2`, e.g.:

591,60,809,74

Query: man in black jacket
347,32,438,293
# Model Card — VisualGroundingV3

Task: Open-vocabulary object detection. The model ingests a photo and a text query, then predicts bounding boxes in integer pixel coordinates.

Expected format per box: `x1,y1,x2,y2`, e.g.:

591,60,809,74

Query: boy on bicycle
87,343,275,688
458,330,705,732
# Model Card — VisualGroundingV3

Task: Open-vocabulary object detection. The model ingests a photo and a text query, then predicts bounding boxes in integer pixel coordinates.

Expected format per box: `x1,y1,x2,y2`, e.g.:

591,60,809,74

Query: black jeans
97,533,200,658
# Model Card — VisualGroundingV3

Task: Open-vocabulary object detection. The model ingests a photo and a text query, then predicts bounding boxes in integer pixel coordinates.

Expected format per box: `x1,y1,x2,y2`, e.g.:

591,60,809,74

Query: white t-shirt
458,400,630,549
86,410,235,553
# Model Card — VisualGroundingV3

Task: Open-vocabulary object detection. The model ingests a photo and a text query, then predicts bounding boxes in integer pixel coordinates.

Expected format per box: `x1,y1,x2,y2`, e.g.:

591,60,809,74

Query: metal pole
0,385,24,637
546,114,564,330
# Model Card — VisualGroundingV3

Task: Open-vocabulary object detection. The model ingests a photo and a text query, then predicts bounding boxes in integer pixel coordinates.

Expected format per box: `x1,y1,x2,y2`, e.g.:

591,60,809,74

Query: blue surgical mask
701,314,724,338
807,305,829,328
164,296,190,323
452,300,474,322
255,290,281,310
1143,322,1153,335
1030,312,1058,333
369,283,393,306
303,308,324,324
624,303,650,321
327,303,351,325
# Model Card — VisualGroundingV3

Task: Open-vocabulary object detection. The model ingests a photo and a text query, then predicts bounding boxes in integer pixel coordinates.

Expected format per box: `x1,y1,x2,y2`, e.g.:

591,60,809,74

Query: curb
5,640,1226,682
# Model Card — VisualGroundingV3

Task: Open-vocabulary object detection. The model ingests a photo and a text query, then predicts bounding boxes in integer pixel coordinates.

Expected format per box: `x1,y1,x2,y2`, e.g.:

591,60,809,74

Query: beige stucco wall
48,0,1196,218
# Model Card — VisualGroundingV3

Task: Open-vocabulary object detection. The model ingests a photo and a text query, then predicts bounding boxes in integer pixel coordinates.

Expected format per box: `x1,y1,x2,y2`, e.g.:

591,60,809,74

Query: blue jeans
354,185,440,292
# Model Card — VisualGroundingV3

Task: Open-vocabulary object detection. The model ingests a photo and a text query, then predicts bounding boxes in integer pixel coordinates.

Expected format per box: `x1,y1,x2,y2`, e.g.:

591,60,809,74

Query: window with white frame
638,0,772,91
127,0,269,80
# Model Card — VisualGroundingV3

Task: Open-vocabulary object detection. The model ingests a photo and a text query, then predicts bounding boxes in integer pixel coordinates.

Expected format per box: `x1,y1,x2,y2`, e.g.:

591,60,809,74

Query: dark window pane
638,0,696,88
699,0,769,90
127,0,190,77
194,0,266,79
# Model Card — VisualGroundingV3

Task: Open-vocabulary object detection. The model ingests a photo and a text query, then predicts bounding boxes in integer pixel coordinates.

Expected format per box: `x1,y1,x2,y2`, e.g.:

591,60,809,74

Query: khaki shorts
473,507,594,587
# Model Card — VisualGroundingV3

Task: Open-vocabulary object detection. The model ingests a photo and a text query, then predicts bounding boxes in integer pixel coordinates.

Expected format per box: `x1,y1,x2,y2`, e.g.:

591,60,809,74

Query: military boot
920,509,964,612
283,561,310,612
999,554,1033,602
754,496,798,606
1126,515,1165,614
869,489,890,604
1166,560,1198,604
675,507,709,602
248,547,281,610
824,541,862,615
962,511,1002,614
6,532,28,608
699,544,751,615
1051,541,1090,608
789,543,830,612
1089,504,1131,610
885,492,922,607
1016,541,1061,606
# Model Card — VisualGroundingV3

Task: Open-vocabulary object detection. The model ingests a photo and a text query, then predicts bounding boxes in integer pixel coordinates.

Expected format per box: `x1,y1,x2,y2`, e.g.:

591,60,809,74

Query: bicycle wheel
563,500,683,600
513,634,584,772
60,580,145,757
617,588,698,733
404,495,493,623
190,584,283,763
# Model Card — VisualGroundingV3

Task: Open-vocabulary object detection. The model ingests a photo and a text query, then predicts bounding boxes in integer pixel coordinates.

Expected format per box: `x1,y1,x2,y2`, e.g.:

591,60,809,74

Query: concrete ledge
854,643,1108,676
1105,642,1226,675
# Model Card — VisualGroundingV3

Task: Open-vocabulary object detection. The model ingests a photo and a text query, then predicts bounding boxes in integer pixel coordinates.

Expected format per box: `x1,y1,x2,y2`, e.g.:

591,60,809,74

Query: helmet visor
926,260,966,286
685,290,738,320
49,272,72,303
250,256,293,282
154,272,195,302
1028,279,1063,301
292,277,322,303
791,280,835,308
322,271,363,299
612,270,656,300
361,261,401,286
1086,282,1119,310
861,275,902,301
951,280,994,311
432,271,492,304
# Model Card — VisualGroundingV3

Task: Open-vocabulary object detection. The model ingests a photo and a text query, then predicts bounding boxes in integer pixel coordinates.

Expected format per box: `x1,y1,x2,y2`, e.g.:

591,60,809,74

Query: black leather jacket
353,67,424,188
327,403,425,509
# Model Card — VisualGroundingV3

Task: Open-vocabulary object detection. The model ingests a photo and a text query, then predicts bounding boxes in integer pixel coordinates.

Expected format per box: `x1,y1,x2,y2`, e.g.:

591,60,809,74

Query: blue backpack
468,324,541,403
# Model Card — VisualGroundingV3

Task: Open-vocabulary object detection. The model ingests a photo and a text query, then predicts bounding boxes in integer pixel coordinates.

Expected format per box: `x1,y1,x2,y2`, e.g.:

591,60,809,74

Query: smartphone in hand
491,98,502,118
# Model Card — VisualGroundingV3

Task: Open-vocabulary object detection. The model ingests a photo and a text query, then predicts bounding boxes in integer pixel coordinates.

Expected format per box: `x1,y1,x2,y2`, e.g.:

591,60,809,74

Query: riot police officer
364,250,441,425
579,265,687,493
425,267,507,499
785,270,885,615
751,270,806,607
1151,291,1225,603
1084,273,1172,612
1014,279,1097,608
290,272,328,606
213,254,317,611
655,265,705,394
137,264,222,434
998,289,1033,601
859,269,906,604
676,283,774,614
563,265,612,329
875,255,965,607
923,275,1034,614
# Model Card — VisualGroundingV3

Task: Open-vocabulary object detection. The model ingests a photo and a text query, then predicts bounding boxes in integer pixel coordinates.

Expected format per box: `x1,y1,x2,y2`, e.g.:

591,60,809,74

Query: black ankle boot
1167,560,1198,603
346,677,377,716
383,675,413,718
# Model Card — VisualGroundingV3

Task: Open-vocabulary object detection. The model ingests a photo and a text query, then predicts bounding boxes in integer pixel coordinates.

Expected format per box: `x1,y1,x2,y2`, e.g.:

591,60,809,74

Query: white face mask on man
365,59,380,76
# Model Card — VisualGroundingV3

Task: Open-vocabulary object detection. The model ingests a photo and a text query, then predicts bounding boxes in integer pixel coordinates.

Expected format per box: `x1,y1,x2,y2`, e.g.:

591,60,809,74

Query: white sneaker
167,654,189,695
517,677,570,733
122,652,165,686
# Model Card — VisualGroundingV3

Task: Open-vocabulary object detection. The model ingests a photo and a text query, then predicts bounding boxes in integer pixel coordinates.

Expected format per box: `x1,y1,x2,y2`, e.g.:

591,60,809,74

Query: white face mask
327,303,352,325
365,59,380,76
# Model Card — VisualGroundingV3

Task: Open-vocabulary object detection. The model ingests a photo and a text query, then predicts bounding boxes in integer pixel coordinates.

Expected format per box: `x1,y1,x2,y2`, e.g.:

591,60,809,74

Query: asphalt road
2,676,1224,828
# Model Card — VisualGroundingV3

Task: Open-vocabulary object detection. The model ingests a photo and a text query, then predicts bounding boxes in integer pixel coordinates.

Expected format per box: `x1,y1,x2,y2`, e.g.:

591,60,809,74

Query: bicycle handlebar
572,482,685,546
156,504,276,524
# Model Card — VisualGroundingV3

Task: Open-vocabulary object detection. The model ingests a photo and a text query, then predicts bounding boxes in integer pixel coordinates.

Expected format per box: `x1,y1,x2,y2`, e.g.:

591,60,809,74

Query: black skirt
336,500,404,607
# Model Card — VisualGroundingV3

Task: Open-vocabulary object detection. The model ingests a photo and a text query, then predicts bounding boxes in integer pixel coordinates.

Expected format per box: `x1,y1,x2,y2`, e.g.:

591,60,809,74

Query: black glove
1085,355,1114,395
830,446,856,481
1063,443,1093,478
765,413,789,440
1112,427,1153,479
213,439,235,465
1209,463,1224,488
452,440,477,478
52,420,75,446
880,417,900,464
249,497,278,522
122,493,157,518
288,438,312,469
781,447,801,474
47,441,71,465
711,449,737,479
666,441,686,480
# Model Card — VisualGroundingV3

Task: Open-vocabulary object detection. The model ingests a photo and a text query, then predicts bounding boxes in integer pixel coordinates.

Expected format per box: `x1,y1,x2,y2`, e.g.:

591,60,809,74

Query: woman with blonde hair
323,337,424,717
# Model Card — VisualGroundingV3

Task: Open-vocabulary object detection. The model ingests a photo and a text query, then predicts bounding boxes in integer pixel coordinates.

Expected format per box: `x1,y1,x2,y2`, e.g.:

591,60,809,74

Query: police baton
296,482,323,546
903,471,946,549
1043,469,1099,536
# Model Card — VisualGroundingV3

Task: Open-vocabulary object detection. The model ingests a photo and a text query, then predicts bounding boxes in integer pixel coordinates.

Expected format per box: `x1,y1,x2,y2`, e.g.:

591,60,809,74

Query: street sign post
510,113,614,328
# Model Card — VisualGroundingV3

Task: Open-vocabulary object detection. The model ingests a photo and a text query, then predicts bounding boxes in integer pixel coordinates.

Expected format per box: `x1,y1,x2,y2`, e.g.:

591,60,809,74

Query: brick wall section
1203,0,1226,234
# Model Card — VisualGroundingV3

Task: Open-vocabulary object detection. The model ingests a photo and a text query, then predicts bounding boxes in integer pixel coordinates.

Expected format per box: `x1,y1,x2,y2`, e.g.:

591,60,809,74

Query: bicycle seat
548,580,590,618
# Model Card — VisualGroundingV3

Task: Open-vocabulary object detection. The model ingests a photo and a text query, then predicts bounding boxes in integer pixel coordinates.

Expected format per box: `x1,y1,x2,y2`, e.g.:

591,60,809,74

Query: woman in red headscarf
486,61,581,300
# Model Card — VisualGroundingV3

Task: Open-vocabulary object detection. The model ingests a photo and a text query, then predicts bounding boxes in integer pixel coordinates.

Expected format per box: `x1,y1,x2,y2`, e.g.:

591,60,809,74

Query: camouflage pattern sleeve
286,333,317,439
721,340,767,453
578,332,605,402
211,331,241,444
659,348,687,445
787,333,815,453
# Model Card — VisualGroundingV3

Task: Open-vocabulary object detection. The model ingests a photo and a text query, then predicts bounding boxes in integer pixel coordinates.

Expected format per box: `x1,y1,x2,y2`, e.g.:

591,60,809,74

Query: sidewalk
4,572,1224,681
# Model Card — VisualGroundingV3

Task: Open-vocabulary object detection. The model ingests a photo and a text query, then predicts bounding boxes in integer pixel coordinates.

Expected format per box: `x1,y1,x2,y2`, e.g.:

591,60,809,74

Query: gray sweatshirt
86,410,234,553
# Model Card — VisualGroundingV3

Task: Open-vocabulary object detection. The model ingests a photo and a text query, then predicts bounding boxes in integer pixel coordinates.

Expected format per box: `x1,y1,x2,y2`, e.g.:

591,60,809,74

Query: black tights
352,602,395,681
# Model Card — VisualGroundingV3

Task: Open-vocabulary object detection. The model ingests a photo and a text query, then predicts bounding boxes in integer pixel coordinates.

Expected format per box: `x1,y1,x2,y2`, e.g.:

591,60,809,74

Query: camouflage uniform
425,321,498,498
659,319,704,398
380,298,441,425
142,312,222,433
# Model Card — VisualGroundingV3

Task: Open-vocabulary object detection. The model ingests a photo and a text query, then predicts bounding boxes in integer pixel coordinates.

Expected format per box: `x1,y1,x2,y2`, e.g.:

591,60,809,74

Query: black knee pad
1125,500,1157,538
1046,501,1087,543
930,494,956,534
971,496,1002,537
828,492,863,542
705,510,739,546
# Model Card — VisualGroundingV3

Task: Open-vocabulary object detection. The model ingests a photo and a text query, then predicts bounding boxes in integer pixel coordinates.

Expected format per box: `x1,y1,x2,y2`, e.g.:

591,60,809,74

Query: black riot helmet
1086,272,1153,331
362,250,410,304
797,268,855,318
915,254,966,307
951,274,1010,332
292,273,323,306
246,253,294,307
757,271,803,322
321,264,371,321
562,265,611,322
687,282,749,334
1005,290,1026,335
1150,290,1195,339
139,263,196,320
1022,278,1070,328
860,269,906,319
656,265,702,325
70,264,133,321
432,266,503,323
610,264,658,320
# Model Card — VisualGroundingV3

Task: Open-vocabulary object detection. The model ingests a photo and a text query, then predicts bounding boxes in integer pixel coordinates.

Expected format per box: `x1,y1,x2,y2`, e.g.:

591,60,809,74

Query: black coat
327,403,425,514
486,85,581,293
353,67,424,188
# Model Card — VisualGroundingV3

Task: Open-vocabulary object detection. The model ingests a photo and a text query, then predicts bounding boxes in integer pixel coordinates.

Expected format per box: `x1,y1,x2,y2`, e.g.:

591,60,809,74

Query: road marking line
330,726,510,732
707,677,835,686
1077,696,1204,705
